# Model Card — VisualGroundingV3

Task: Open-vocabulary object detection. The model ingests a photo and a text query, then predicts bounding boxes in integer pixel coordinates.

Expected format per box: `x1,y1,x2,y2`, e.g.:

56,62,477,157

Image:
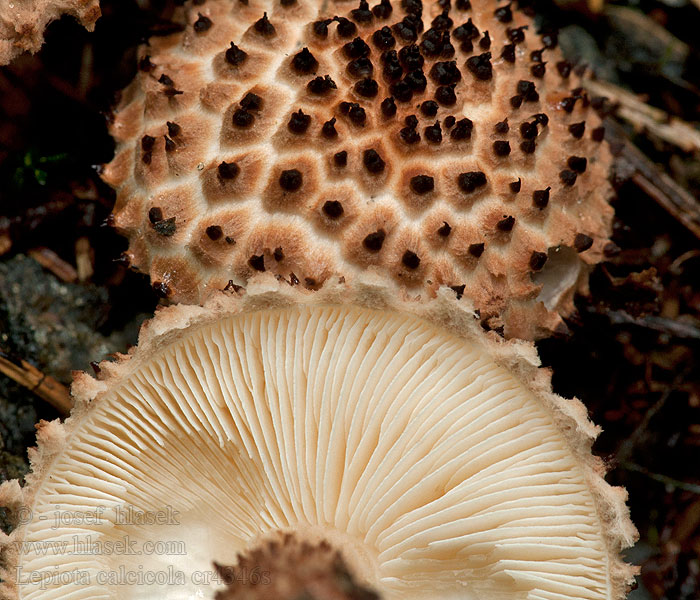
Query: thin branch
0,352,72,415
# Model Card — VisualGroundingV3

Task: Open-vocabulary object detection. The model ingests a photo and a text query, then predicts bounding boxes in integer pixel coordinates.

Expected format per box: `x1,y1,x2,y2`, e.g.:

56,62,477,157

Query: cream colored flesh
13,303,611,600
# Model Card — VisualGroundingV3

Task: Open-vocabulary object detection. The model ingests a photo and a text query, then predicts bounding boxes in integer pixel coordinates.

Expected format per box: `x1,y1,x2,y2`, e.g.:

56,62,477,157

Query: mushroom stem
214,532,380,600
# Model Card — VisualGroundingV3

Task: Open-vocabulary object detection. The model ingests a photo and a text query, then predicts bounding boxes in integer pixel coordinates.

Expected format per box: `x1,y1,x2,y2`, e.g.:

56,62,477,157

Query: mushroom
0,277,637,599
103,0,614,339
0,0,101,65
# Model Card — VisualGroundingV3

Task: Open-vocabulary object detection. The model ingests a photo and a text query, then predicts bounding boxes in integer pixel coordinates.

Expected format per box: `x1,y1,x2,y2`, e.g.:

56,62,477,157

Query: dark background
0,1,699,598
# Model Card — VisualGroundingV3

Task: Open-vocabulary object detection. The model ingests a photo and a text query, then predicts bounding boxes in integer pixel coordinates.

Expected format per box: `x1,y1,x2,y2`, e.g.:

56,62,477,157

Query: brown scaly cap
214,532,380,600
103,0,613,340
0,275,637,600
0,0,101,65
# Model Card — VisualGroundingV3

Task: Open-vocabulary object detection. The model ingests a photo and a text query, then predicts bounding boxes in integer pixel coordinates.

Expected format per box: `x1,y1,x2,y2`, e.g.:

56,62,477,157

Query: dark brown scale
520,140,536,154
425,121,443,143
440,33,455,57
444,115,456,128
323,200,344,218
233,109,254,127
142,152,152,165
351,0,373,23
507,26,527,44
194,13,212,33
381,96,397,117
348,104,367,125
405,70,427,92
568,121,586,138
288,110,311,134
363,148,386,173
344,37,370,59
206,225,223,241
141,135,156,151
402,0,422,16
322,118,338,138
348,58,374,78
333,150,348,166
410,175,434,194
402,250,421,269
493,140,510,156
541,30,558,49
163,87,184,98
479,31,491,50
420,100,438,116
372,26,395,49
567,156,587,173
279,169,303,191
363,229,386,251
520,121,538,139
510,95,523,109
355,78,379,97
372,0,393,19
530,62,546,78
438,221,452,237
390,80,413,102
393,17,419,42
494,3,512,23
495,119,509,134
335,17,358,37
241,92,262,110
430,61,461,85
460,39,473,53
382,51,403,80
456,0,471,9
509,178,521,193
496,216,515,232
225,237,235,245
313,19,332,38
531,49,544,63
532,113,549,126
468,243,485,258
148,207,163,223
574,233,594,252
218,161,240,180
158,74,175,87
139,55,155,72
532,187,550,208
453,19,479,42
280,0,297,6
400,123,420,144
559,169,577,186
592,126,605,142
166,121,181,137
254,12,276,36
529,251,548,271
420,28,443,57
249,255,265,271
466,52,492,80
292,48,318,74
517,80,539,102
404,115,418,128
501,44,516,63
308,75,337,94
164,136,176,152
561,97,577,113
225,42,247,66
273,247,284,262
556,60,572,78
431,9,452,30
399,44,424,70
450,117,472,140
435,85,456,106
457,171,486,192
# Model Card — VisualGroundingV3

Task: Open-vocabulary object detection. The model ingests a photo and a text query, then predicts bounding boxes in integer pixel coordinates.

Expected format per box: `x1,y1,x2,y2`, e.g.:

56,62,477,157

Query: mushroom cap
104,0,613,339
0,0,101,65
0,276,637,600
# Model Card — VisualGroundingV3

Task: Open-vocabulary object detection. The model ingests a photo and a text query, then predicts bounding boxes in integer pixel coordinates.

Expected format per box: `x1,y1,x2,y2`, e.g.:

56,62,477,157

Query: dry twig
0,352,72,415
